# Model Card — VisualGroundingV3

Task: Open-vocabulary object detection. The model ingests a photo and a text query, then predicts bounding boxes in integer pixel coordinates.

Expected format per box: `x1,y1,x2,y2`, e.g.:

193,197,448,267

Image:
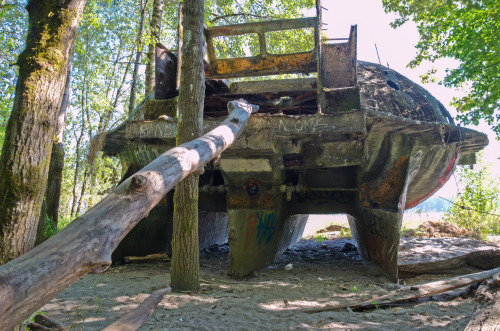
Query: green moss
145,97,178,120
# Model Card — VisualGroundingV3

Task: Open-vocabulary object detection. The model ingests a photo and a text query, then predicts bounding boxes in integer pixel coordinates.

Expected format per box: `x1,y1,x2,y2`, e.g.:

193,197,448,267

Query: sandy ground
32,215,500,330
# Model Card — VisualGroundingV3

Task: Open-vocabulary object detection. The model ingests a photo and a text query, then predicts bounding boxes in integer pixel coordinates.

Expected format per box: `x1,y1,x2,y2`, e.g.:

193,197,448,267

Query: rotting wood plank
226,78,317,95
303,267,500,314
0,99,258,331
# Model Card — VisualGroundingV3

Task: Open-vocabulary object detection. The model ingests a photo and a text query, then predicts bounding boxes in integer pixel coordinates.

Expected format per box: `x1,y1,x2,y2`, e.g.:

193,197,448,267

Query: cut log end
227,99,259,114
129,175,149,192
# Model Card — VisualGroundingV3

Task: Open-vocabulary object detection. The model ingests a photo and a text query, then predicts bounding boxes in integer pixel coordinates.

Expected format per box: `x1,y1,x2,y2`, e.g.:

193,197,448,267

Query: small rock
342,243,357,252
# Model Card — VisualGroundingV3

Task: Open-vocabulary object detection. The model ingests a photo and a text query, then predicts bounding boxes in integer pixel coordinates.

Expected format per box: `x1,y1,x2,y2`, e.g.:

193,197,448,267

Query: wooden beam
102,287,171,331
0,99,258,330
303,267,500,313
226,78,317,95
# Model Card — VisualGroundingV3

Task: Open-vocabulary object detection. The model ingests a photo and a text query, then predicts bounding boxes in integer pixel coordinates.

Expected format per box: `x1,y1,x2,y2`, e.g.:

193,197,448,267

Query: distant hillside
409,196,452,213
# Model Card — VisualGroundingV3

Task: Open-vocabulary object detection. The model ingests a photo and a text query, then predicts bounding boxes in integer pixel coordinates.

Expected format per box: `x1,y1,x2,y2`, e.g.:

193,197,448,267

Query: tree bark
0,99,257,330
145,0,164,94
170,0,205,292
465,271,500,331
0,0,86,264
36,51,74,245
129,0,148,115
398,249,500,278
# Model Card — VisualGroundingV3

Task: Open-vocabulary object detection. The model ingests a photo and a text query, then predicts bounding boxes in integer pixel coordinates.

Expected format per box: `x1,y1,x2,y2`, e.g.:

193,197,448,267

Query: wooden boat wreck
101,10,488,281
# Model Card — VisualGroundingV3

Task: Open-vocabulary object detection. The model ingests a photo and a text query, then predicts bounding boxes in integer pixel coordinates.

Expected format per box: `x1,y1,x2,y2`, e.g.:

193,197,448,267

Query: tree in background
144,0,165,94
382,0,500,136
0,0,86,264
0,1,27,154
170,0,205,292
444,153,500,236
36,52,75,245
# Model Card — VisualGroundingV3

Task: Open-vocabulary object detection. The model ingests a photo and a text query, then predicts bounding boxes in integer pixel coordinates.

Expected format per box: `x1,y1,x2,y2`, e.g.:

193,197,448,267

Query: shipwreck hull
102,14,487,280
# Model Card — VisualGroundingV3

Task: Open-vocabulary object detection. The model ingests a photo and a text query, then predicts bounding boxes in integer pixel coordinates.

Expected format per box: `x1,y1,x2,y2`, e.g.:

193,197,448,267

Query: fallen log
0,99,258,330
464,270,500,331
124,253,171,264
102,287,171,331
399,249,500,277
27,315,66,331
303,267,500,314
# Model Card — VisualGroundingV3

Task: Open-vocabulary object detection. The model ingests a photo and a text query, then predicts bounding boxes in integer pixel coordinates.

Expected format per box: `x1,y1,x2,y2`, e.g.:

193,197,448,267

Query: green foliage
43,214,58,239
2,0,317,222
207,0,315,64
444,154,500,236
0,1,28,154
338,227,351,238
313,234,327,242
23,309,47,329
382,0,500,135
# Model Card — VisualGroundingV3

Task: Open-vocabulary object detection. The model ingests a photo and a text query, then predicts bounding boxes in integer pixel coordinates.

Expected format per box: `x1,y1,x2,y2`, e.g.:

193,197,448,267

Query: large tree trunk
0,0,86,264
129,0,148,115
0,99,257,330
170,0,205,292
145,0,164,94
36,51,74,245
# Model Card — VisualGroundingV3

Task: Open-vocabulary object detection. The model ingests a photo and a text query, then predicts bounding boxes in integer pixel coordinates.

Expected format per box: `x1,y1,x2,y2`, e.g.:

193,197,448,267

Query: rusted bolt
130,175,148,192
244,178,260,197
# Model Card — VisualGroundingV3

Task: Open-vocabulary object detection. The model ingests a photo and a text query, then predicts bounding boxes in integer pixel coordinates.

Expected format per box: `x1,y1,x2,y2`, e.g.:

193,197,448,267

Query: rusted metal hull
102,61,487,280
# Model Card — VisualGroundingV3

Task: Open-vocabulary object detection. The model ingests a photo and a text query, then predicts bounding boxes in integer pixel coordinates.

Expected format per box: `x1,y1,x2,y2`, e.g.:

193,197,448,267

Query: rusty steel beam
205,17,318,78
206,50,317,79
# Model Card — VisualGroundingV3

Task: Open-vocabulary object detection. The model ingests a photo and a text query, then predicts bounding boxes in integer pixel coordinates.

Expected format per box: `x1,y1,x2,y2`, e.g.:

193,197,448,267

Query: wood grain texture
102,287,171,331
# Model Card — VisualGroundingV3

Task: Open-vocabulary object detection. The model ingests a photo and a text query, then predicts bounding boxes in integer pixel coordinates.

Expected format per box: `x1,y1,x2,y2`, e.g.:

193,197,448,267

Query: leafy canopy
444,153,500,236
382,0,500,135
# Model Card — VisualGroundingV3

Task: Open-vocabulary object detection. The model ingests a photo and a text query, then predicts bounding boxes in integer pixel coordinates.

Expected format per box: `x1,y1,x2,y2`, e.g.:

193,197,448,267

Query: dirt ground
34,215,500,330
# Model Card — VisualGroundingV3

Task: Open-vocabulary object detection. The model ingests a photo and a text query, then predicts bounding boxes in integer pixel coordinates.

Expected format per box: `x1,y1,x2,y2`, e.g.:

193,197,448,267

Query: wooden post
0,99,258,330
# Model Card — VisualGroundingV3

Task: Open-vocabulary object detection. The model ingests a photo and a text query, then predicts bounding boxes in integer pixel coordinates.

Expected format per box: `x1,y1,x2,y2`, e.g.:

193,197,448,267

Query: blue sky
319,0,499,197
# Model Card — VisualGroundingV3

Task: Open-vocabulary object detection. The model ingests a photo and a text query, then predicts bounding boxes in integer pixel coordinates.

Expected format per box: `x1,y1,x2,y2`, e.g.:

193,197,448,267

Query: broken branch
303,267,500,314
398,249,500,277
102,287,171,331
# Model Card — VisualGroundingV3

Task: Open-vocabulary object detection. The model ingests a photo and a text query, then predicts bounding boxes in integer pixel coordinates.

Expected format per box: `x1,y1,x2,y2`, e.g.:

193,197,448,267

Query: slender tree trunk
129,0,148,115
70,90,87,218
76,167,89,216
170,0,205,292
36,51,74,244
145,0,164,94
0,0,86,264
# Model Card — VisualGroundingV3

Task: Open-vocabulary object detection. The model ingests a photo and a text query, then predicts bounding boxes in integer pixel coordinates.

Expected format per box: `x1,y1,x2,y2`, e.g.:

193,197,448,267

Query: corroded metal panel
205,17,318,79
155,44,178,100
207,51,317,79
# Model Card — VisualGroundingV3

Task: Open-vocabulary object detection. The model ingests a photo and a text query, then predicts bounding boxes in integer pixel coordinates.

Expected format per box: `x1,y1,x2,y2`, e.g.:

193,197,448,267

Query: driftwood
27,315,66,331
0,99,258,330
399,249,500,278
124,253,171,264
102,287,171,331
465,270,500,331
304,267,500,314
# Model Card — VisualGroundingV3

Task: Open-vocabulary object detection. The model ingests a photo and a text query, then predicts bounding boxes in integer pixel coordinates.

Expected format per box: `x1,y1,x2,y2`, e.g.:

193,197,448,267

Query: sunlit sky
317,0,500,198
